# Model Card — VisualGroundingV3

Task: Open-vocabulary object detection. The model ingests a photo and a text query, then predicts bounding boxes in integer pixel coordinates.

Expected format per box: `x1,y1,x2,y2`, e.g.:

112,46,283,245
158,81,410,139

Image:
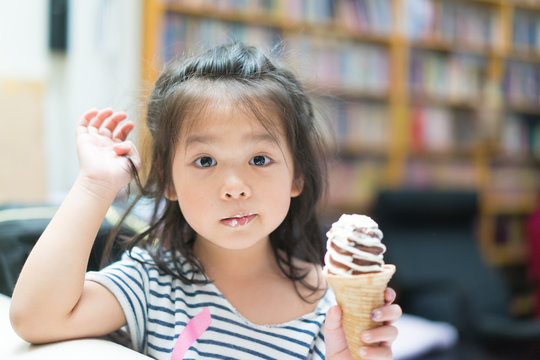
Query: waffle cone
323,264,395,360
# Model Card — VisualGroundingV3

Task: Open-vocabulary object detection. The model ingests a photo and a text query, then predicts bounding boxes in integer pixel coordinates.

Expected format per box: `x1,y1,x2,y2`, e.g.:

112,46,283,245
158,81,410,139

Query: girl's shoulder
122,246,203,280
304,262,336,314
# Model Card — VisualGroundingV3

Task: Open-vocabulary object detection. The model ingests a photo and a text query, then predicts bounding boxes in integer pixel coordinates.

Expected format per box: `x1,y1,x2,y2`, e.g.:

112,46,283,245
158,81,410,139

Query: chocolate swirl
324,214,386,275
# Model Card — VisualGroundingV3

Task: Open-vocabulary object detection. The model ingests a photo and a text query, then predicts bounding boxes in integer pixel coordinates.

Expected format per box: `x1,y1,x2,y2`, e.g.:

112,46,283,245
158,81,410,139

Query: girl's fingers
113,121,134,142
88,108,114,129
78,109,129,139
113,141,141,171
77,110,99,136
384,288,396,304
358,343,393,360
79,109,99,127
113,142,132,159
113,140,138,158
323,305,350,358
361,324,398,344
100,112,127,135
371,304,402,323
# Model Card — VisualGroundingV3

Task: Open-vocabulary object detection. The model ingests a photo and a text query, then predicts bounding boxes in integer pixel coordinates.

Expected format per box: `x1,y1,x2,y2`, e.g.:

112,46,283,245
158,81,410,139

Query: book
409,50,485,102
405,0,497,48
161,14,281,61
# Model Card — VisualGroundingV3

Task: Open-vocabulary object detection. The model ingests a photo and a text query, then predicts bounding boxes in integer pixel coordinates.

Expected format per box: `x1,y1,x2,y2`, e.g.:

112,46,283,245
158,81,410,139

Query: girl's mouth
220,214,256,228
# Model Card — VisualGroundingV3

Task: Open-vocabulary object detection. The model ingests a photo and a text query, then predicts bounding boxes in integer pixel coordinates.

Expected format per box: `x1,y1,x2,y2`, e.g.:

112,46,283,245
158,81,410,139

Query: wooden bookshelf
141,0,540,267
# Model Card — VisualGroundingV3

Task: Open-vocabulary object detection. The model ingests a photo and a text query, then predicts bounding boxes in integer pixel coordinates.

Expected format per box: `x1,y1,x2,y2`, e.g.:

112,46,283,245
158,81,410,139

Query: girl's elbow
9,302,48,344
10,303,31,341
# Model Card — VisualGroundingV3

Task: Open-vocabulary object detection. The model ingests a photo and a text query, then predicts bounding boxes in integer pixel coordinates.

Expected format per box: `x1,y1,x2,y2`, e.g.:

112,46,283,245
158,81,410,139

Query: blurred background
1,0,540,358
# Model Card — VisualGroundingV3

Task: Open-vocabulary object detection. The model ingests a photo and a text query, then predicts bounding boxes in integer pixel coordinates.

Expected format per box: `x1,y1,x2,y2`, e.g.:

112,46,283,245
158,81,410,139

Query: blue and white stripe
86,247,334,359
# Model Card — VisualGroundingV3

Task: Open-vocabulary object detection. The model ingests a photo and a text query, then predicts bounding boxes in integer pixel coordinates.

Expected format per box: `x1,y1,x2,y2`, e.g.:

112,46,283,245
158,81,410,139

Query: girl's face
167,98,302,251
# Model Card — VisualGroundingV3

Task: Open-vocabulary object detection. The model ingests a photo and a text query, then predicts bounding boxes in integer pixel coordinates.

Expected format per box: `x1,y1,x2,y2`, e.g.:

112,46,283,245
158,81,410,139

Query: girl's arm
10,109,141,343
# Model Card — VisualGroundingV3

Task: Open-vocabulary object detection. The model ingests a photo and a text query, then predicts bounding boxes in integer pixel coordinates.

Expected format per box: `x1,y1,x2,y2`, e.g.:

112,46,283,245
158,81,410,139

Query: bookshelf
141,0,540,269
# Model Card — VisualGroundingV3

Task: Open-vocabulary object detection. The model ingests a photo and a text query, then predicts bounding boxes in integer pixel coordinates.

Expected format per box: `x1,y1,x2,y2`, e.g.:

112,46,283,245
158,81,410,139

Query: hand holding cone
324,265,395,360
323,214,396,360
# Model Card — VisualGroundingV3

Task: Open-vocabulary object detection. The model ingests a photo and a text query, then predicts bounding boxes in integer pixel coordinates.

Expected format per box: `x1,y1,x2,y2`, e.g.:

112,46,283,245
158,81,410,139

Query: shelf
410,38,498,57
488,153,540,166
338,144,388,158
145,0,540,269
475,0,505,5
485,244,528,266
164,3,392,45
511,0,540,10
410,93,481,109
508,50,540,63
481,191,537,214
505,102,540,115
409,149,479,160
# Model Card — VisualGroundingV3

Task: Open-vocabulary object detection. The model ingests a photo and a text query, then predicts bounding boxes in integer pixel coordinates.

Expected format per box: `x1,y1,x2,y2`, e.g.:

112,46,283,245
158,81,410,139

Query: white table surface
2,293,460,360
0,294,151,360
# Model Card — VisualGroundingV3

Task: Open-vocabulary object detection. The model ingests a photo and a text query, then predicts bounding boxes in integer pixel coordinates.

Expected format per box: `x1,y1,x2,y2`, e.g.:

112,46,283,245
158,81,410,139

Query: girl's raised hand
76,108,141,196
325,287,402,360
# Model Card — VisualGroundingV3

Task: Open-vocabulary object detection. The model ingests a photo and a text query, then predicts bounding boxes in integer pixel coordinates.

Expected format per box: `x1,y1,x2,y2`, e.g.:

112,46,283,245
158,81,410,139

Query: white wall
0,1,49,202
47,0,143,201
0,1,48,80
0,0,143,202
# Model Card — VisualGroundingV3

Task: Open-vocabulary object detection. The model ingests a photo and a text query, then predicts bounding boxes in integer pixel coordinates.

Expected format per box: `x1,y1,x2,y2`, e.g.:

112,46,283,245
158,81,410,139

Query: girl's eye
250,155,270,166
194,156,216,168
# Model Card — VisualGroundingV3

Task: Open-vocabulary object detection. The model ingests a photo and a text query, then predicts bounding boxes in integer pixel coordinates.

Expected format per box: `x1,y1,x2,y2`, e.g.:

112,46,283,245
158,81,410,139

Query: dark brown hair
107,42,328,299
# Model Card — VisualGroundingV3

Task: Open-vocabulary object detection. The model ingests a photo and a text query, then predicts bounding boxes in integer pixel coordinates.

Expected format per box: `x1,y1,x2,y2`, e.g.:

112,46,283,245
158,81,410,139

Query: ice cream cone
323,264,396,360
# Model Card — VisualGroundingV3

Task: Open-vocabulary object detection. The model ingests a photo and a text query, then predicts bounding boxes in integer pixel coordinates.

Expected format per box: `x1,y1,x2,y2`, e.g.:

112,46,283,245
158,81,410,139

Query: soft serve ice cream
322,214,395,360
324,214,386,275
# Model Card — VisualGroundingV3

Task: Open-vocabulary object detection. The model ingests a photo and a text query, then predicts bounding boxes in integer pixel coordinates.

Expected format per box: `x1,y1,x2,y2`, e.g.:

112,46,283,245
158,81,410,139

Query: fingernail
389,288,396,301
372,310,381,320
358,347,368,357
362,332,371,342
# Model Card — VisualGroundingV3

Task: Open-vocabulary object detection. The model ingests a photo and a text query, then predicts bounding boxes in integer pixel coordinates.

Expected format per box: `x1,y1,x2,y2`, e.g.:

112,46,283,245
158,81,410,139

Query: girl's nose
220,173,251,200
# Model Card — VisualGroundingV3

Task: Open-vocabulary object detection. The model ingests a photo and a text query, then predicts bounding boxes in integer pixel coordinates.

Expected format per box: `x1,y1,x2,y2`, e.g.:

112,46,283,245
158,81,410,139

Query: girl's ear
157,157,178,201
291,176,304,198
165,186,178,201
164,181,178,201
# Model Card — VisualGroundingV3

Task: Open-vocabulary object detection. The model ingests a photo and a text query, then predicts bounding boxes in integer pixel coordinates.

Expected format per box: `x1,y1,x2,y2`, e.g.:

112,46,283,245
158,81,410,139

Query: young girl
10,42,401,359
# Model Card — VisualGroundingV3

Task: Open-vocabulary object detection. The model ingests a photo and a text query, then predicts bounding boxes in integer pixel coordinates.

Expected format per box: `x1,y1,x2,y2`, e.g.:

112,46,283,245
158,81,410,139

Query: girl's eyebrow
184,132,279,147
184,135,211,147
248,133,279,145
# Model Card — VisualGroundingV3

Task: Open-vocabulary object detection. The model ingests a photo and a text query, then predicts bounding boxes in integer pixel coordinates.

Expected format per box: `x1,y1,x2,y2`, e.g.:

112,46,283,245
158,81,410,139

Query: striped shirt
86,247,335,359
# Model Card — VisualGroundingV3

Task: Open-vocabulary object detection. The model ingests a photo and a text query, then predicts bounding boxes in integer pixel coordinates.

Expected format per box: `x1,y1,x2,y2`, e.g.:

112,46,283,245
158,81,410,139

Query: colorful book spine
409,106,451,154
164,0,281,15
501,114,540,160
281,0,392,32
286,34,389,93
164,0,393,34
513,8,540,54
404,158,478,188
161,14,282,61
326,158,385,209
162,13,390,94
504,60,540,107
405,0,498,48
409,106,479,156
409,50,485,102
315,97,389,152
